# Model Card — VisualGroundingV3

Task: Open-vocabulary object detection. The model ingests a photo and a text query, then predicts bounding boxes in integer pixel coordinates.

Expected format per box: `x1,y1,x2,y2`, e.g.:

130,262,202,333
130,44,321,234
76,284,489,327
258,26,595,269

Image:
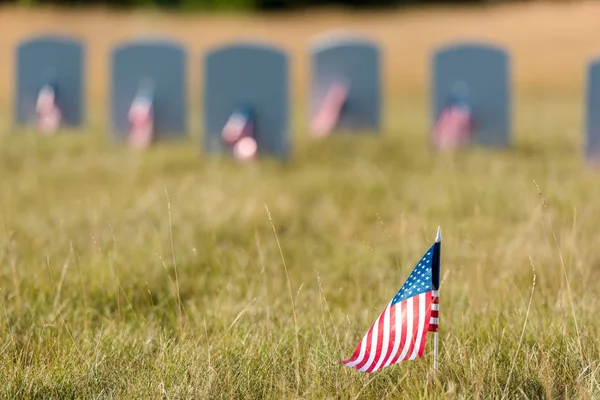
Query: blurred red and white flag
222,109,257,161
128,95,154,149
36,85,61,134
310,82,348,138
432,104,472,150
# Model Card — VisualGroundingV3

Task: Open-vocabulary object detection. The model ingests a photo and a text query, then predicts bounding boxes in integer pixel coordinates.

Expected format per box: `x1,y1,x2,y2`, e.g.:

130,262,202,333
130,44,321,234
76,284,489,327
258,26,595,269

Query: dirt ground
1,2,599,113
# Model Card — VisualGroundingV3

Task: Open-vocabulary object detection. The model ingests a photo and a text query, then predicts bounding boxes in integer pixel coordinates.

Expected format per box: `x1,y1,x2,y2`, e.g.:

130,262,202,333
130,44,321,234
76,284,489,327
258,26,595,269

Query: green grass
0,93,599,399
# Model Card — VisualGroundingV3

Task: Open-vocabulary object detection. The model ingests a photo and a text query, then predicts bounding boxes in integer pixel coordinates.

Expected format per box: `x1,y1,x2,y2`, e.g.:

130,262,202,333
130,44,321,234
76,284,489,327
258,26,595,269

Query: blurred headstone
586,58,600,164
15,35,84,133
204,42,289,161
309,33,381,137
110,39,187,145
432,42,510,148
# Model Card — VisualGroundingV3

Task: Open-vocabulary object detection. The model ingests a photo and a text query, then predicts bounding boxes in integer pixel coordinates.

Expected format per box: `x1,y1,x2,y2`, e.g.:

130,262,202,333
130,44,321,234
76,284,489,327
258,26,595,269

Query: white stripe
396,297,414,362
430,318,439,325
432,303,439,311
358,312,382,372
344,330,369,368
370,304,392,372
382,301,403,368
432,290,439,296
408,293,426,360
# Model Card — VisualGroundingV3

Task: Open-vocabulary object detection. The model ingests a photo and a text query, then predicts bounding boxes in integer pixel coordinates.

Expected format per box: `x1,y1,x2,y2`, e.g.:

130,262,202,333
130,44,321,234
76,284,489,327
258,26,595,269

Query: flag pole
433,226,442,374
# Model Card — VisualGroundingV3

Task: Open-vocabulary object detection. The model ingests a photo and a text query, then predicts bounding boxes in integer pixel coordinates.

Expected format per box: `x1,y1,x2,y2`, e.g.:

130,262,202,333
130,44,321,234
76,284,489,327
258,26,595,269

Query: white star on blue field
391,245,434,306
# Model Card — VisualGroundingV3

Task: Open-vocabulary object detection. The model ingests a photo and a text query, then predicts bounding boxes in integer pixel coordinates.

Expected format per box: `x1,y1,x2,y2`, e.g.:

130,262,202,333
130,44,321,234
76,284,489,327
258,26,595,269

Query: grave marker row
15,33,599,162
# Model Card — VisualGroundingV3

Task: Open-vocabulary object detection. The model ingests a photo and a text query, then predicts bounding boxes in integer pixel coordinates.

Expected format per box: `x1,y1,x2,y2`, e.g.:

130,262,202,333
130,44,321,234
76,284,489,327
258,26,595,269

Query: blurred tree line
2,0,509,11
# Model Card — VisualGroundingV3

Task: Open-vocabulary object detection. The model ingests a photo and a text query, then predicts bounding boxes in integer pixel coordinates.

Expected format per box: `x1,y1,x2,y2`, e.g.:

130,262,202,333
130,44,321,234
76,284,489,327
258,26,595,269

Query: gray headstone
310,33,381,134
110,39,187,140
586,58,600,163
204,42,289,160
432,42,511,147
15,35,84,128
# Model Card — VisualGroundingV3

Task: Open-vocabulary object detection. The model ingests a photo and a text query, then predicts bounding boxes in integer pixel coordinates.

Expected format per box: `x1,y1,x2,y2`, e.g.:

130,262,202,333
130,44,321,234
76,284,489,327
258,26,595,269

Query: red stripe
352,315,378,370
369,304,400,372
342,334,364,365
365,306,389,372
392,297,418,363
417,294,432,357
429,292,439,332
378,302,398,368
357,307,387,372
342,318,376,365
405,296,421,360
389,300,409,365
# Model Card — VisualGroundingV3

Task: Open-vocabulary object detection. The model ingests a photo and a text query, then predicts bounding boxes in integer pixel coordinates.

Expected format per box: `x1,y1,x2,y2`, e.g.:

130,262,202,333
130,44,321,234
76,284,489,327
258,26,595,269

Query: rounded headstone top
112,36,186,54
589,56,600,69
309,30,379,52
17,34,83,50
205,40,287,57
433,40,508,57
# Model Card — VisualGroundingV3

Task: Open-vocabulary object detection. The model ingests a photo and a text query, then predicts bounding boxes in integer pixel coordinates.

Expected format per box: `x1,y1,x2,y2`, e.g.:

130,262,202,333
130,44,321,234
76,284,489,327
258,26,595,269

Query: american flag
128,94,154,148
222,108,257,160
310,82,348,137
342,236,441,373
222,110,253,145
432,102,472,149
36,84,61,134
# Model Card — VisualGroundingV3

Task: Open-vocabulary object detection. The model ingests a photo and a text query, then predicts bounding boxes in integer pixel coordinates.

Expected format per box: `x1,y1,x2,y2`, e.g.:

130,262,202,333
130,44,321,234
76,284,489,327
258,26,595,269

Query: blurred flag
342,229,441,373
222,108,257,161
36,84,61,134
310,82,348,138
432,97,472,150
128,92,154,149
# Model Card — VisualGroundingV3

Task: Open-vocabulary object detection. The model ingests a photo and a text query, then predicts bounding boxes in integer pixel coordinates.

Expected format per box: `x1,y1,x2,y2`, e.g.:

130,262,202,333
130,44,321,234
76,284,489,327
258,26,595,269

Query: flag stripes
429,290,439,332
432,105,472,149
342,293,432,373
310,82,347,137
221,109,257,160
128,95,154,148
36,84,61,134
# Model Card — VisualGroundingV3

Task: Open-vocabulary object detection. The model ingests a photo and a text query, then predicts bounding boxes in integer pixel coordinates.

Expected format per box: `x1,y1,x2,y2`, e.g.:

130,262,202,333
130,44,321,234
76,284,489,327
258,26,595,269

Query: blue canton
391,244,434,305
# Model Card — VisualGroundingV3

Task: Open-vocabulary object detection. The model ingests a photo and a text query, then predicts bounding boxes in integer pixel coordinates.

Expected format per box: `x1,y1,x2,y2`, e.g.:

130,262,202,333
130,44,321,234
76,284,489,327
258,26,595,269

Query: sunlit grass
0,90,598,398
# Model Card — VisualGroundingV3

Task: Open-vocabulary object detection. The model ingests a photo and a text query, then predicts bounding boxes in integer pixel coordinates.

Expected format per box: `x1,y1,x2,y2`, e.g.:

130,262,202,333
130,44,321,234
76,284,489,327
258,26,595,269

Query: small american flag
128,93,154,148
432,102,472,149
222,108,257,160
36,84,61,134
310,82,348,138
222,111,253,145
342,233,441,373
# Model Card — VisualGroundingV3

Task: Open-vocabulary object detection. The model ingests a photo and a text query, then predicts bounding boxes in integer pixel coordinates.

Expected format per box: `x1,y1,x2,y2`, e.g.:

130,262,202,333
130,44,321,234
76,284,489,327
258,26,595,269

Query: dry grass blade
502,257,536,400
533,180,584,362
265,203,301,391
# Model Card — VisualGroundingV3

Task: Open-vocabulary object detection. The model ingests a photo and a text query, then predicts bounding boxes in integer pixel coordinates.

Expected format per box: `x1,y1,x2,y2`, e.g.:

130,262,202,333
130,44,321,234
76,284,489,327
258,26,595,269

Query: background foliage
4,0,536,12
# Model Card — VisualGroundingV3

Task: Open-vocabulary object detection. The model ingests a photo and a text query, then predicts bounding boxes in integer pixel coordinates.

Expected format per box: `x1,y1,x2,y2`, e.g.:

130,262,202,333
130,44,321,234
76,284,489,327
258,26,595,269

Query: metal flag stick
433,226,442,374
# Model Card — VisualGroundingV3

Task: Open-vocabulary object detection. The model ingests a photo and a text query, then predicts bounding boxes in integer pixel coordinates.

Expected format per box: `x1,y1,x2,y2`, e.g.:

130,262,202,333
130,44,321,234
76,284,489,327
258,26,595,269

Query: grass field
1,2,600,398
